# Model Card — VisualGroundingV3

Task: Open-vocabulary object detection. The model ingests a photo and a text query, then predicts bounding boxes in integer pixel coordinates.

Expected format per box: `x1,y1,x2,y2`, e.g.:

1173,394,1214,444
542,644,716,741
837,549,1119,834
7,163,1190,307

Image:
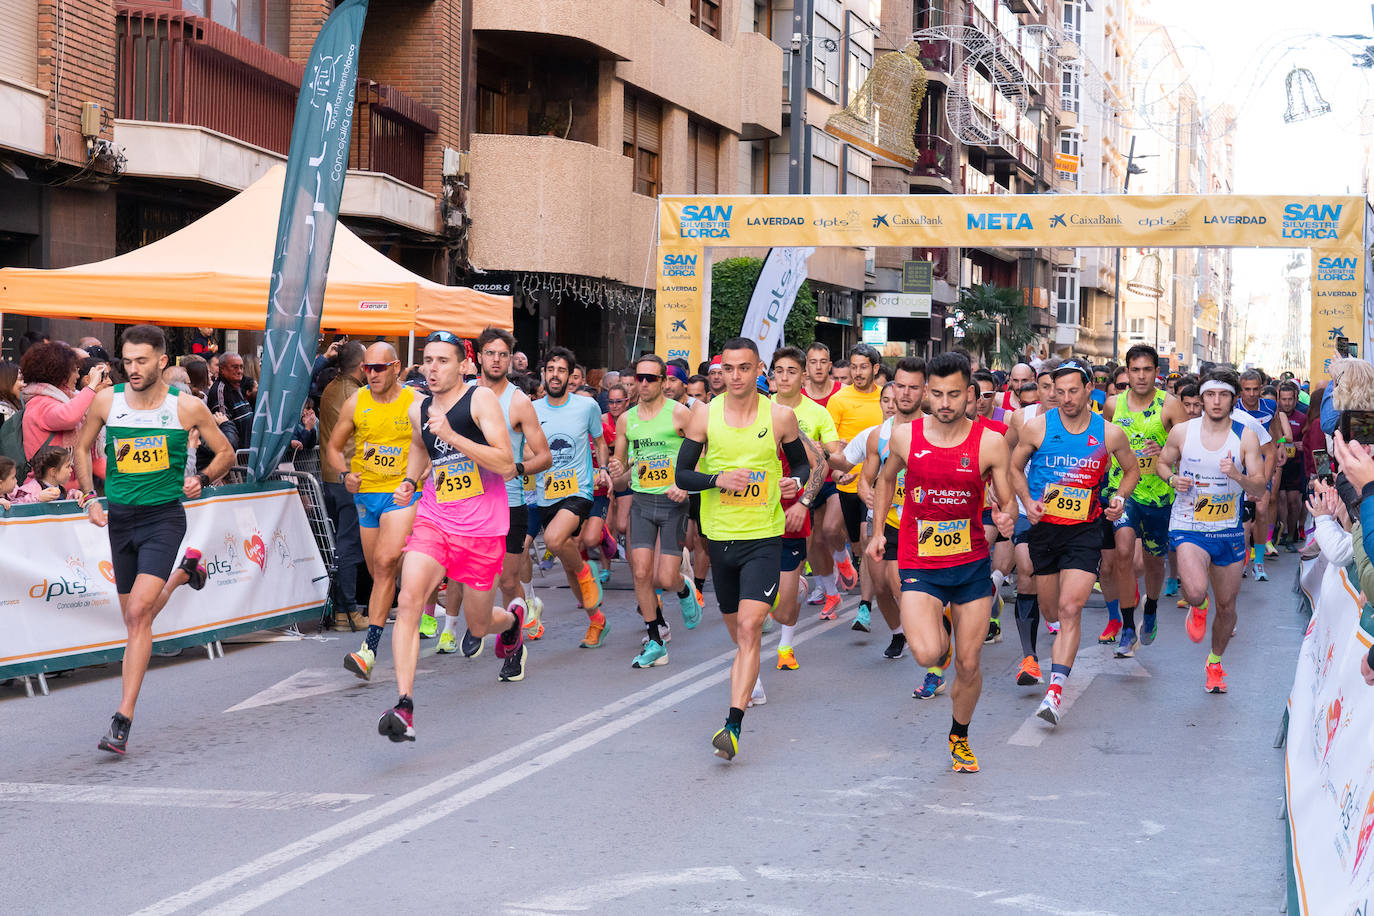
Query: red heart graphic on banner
244,535,267,571
98,561,116,584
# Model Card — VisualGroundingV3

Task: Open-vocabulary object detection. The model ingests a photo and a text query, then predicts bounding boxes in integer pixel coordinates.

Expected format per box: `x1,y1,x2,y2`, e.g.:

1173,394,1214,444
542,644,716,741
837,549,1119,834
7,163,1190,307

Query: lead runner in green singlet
674,337,811,762
74,324,235,756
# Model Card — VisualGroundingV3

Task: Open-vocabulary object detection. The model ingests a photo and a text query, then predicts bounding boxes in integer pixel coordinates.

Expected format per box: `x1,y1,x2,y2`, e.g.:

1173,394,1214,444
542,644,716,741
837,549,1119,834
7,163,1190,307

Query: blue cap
756,374,771,394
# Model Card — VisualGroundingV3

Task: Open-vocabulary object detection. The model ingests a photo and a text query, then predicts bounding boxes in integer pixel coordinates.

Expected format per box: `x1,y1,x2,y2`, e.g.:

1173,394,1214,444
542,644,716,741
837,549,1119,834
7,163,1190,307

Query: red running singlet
898,418,988,570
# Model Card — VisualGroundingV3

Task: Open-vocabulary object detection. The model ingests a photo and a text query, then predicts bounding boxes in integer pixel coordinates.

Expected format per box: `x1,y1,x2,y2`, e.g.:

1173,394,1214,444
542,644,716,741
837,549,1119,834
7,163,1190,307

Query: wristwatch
515,461,526,478
799,494,813,509
197,473,211,490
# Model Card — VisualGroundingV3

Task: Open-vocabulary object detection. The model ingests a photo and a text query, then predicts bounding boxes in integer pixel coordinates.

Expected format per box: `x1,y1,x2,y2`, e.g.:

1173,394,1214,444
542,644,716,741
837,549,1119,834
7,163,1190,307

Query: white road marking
503,867,745,913
223,665,433,713
139,610,843,916
1007,647,1150,747
923,803,1089,826
0,782,370,812
1141,819,1166,836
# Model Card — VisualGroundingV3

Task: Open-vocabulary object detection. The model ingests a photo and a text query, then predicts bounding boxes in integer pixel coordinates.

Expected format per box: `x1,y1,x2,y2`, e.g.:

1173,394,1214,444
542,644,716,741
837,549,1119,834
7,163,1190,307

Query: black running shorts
106,501,187,595
1028,520,1103,577
707,536,782,614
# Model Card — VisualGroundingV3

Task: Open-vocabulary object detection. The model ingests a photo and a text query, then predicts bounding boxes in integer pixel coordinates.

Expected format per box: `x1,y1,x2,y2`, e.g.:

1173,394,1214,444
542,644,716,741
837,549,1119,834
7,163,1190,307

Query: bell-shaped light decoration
824,44,927,168
1126,251,1165,297
1283,66,1332,123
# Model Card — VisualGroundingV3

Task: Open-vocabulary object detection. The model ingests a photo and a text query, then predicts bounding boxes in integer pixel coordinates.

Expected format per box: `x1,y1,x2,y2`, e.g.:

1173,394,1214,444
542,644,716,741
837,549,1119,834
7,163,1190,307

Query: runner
605,381,634,566
972,370,1015,646
1155,367,1268,694
324,343,422,679
1103,345,1188,658
1011,360,1140,727
667,359,712,595
379,331,523,742
74,324,234,755
674,337,810,761
771,346,843,670
1235,369,1283,580
533,346,612,646
867,352,1016,772
803,341,847,617
1274,379,1307,551
607,355,701,670
827,345,886,621
470,326,551,656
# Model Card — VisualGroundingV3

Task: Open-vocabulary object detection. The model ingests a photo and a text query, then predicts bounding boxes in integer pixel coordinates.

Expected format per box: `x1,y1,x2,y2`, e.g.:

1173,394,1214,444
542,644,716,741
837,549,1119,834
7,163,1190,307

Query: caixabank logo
678,205,732,239
1282,202,1343,240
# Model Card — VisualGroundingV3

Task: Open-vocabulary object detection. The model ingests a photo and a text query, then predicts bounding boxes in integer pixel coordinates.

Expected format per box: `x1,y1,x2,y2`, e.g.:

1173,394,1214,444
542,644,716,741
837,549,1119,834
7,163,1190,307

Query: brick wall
288,0,332,64
37,0,117,167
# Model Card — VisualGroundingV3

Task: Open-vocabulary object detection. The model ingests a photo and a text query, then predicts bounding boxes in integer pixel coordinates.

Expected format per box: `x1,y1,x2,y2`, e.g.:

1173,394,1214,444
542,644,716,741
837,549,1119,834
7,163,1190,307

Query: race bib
362,441,404,474
1193,492,1238,523
638,455,674,488
917,518,970,557
893,473,906,514
1135,449,1156,473
719,470,769,508
1285,443,1298,459
522,474,535,493
115,435,169,474
544,467,579,499
434,457,483,503
1043,484,1092,522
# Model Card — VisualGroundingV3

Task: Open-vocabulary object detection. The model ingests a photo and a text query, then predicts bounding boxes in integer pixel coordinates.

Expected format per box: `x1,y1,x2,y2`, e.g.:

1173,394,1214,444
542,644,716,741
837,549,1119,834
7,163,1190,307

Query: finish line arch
655,194,1369,379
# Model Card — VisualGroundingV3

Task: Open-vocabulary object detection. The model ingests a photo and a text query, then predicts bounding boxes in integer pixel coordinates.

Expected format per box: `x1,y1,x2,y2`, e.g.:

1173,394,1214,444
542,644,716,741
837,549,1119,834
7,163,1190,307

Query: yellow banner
654,244,706,368
1311,248,1363,381
659,195,1363,249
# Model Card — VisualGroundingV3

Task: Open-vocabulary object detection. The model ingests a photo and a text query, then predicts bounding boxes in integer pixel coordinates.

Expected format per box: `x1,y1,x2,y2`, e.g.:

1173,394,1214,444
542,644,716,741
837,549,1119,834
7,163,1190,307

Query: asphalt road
2,553,1305,915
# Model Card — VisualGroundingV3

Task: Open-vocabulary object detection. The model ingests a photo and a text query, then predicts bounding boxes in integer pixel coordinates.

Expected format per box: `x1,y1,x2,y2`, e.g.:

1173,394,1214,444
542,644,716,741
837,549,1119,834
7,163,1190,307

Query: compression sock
1030,598,1041,654
647,618,663,646
1050,663,1071,689
365,625,384,653
695,576,706,595
950,717,969,740
1121,605,1136,631
442,614,460,638
1106,598,1121,623
1143,597,1158,627
822,572,839,596
727,706,745,729
779,623,797,647
1014,594,1038,656
1207,652,1223,665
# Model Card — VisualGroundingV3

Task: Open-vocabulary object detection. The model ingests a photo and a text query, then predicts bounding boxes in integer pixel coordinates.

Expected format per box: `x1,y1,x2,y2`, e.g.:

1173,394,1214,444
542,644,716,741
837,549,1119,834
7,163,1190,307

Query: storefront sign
862,291,932,319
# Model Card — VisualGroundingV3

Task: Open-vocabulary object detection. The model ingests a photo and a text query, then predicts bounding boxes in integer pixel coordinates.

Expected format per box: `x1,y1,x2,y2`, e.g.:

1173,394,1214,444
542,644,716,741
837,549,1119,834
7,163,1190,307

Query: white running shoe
748,678,767,708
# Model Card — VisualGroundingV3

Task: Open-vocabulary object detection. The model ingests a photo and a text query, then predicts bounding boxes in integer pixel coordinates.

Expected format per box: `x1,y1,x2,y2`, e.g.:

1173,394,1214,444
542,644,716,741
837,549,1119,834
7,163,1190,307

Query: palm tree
956,283,1034,369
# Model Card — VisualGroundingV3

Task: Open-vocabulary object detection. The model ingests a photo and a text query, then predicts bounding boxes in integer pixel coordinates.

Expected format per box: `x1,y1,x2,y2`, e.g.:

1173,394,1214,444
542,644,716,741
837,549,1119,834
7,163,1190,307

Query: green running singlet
1109,388,1172,507
626,400,683,495
103,384,190,507
700,393,784,541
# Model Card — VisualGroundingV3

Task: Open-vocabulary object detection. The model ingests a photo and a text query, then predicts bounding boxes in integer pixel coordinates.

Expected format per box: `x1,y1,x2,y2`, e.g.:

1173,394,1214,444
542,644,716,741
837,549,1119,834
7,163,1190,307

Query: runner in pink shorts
378,330,527,743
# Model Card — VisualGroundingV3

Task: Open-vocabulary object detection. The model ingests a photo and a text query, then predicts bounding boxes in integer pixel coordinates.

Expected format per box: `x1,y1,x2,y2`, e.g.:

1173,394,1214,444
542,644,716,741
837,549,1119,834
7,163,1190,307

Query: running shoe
1284,540,1299,553
579,563,603,610
419,613,438,639
597,563,612,584
344,644,375,680
1252,562,1269,582
523,596,544,640
1098,619,1122,645
601,527,619,560
1036,687,1063,726
1114,628,1138,658
1178,597,1190,609
1264,541,1278,558
1141,615,1159,646
1185,603,1208,643
749,680,767,707
1045,620,1060,635
913,671,946,699
378,703,415,742
712,723,740,760
632,639,668,668
680,574,703,629
761,613,776,634
807,584,825,605
437,631,458,654
461,630,484,658
819,593,841,620
1204,661,1228,694
985,618,1002,645
499,644,528,682
539,549,555,572
641,622,672,646
495,602,526,660
1163,577,1179,597
178,549,207,591
580,612,609,649
777,646,799,670
949,735,979,773
98,712,131,755
883,633,907,659
852,601,872,632
836,556,858,591
1016,655,1043,686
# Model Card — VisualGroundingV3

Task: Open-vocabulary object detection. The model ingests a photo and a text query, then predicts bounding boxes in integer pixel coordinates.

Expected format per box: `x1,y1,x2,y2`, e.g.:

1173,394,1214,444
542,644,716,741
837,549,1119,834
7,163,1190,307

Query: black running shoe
178,549,208,591
98,713,131,755
461,630,484,658
883,633,907,659
378,704,415,742
498,644,528,682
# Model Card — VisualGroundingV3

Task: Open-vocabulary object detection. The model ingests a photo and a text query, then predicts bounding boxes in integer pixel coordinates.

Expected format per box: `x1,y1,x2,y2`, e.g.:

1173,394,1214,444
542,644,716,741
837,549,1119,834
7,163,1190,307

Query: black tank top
421,386,488,460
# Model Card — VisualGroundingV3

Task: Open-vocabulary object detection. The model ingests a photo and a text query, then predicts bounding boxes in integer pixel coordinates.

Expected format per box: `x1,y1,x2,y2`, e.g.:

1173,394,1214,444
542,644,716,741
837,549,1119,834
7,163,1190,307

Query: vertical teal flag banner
248,0,369,480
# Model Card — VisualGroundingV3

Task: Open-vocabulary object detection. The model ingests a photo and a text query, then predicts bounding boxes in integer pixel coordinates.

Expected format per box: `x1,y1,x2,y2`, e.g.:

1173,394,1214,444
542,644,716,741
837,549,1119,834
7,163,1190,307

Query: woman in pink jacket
19,342,111,489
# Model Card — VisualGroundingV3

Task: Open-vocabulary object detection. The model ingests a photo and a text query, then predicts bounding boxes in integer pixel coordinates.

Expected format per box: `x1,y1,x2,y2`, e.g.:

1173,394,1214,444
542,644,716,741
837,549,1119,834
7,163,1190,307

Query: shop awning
0,166,510,336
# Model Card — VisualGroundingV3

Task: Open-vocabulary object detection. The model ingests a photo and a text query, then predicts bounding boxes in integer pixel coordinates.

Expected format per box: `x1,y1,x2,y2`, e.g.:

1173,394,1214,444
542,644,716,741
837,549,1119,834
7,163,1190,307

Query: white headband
1199,380,1236,396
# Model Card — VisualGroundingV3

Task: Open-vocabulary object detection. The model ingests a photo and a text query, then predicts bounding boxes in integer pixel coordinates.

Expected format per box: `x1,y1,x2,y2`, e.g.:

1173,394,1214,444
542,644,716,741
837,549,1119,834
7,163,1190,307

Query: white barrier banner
0,484,329,676
738,246,814,365
1286,560,1374,914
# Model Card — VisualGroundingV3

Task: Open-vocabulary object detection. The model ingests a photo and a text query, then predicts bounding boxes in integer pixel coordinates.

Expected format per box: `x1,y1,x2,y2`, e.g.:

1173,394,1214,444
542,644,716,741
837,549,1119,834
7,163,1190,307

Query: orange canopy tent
0,166,511,336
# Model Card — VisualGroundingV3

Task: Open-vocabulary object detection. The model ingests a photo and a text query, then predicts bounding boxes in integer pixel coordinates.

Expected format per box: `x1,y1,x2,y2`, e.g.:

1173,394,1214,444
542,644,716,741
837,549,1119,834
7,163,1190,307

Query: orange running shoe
836,556,858,591
1186,601,1209,643
1204,661,1228,693
819,593,841,620
577,564,603,611
1098,619,1122,645
579,611,608,648
1016,655,1043,686
949,735,980,773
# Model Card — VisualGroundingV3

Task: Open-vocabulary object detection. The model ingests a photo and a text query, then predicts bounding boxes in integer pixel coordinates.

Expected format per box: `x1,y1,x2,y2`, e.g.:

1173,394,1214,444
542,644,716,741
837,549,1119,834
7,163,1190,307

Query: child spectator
11,445,78,504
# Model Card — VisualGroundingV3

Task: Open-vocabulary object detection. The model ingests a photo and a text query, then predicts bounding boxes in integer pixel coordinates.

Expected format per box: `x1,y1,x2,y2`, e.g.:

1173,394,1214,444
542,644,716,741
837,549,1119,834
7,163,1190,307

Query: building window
1057,128,1080,186
1061,63,1080,113
1062,0,1084,46
847,36,872,106
1128,318,1145,334
688,119,719,194
623,89,661,197
811,4,842,101
691,0,721,38
180,0,289,55
753,0,771,36
1053,267,1079,326
808,127,841,194
844,146,870,195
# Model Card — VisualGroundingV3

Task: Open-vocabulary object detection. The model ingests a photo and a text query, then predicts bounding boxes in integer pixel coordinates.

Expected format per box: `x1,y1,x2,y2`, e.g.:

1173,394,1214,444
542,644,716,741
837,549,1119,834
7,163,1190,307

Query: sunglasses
363,361,397,373
636,373,662,383
426,331,461,345
979,391,995,398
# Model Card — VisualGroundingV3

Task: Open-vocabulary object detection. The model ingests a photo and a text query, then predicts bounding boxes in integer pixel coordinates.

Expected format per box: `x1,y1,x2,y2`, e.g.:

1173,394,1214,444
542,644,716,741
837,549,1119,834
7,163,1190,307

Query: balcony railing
116,5,436,188
912,134,957,185
913,246,951,280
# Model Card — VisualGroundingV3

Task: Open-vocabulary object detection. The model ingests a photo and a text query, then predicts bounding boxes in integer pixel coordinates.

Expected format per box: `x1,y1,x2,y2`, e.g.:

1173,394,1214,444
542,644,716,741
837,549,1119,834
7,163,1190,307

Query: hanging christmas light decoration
1282,65,1332,122
1127,251,1165,298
